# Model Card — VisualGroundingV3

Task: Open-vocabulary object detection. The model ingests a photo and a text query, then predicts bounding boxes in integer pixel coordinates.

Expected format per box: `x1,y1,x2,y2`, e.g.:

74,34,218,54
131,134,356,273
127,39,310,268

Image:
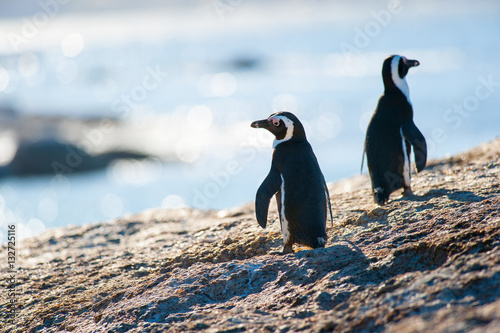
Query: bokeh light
38,195,59,222
16,200,35,222
187,105,213,131
175,138,202,163
162,194,186,209
0,133,18,166
110,158,162,185
317,112,343,139
18,223,31,241
210,72,237,97
17,53,40,78
101,193,124,219
272,93,300,113
61,33,85,57
27,218,47,236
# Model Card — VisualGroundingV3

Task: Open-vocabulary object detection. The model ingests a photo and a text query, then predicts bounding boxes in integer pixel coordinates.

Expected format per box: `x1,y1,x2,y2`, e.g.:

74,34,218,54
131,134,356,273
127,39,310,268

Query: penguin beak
251,119,270,129
407,59,420,68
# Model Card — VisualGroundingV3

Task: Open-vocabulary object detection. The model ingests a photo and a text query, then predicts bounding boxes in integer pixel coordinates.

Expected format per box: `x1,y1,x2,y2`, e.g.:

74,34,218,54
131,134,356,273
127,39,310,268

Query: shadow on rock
141,244,369,325
329,241,450,293
140,261,282,324
298,242,370,284
386,241,449,275
423,188,489,202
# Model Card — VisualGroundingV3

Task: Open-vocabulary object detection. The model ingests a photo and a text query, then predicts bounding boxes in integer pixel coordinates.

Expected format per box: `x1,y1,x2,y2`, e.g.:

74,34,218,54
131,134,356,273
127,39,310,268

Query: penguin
251,111,332,254
362,55,427,205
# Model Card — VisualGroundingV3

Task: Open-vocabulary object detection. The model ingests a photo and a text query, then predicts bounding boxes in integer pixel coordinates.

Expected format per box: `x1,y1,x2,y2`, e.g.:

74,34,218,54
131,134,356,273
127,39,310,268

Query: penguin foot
269,244,293,255
373,187,389,206
403,187,413,197
284,244,294,254
315,237,326,248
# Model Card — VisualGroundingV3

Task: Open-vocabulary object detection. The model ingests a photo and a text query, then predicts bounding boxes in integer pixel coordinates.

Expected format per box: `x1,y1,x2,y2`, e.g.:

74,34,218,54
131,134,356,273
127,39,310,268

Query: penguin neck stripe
391,56,411,103
272,116,295,148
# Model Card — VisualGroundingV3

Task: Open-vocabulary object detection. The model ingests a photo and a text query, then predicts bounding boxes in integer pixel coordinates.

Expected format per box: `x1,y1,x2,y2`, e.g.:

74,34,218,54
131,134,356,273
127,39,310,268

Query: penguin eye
270,118,281,127
402,57,407,64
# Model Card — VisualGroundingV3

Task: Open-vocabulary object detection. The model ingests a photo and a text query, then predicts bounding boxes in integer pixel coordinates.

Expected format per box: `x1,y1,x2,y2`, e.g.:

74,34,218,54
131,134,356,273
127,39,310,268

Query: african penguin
362,55,427,205
251,112,331,254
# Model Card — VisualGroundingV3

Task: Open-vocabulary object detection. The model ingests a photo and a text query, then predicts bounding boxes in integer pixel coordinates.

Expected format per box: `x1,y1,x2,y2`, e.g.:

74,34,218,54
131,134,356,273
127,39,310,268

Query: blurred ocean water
0,0,499,241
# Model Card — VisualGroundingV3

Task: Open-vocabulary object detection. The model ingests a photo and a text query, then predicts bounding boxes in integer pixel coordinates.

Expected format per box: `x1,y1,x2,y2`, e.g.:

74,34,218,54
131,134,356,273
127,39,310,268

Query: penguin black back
251,112,330,253
364,55,427,205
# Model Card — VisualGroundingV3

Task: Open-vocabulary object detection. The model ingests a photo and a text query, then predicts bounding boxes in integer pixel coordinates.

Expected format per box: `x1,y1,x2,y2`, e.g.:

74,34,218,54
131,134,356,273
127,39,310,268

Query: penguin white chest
280,174,291,243
400,128,411,187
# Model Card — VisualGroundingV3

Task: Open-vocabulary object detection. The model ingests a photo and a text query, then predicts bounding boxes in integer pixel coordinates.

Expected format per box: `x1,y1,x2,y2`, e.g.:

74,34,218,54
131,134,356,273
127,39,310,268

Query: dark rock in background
4,139,150,177
0,111,171,178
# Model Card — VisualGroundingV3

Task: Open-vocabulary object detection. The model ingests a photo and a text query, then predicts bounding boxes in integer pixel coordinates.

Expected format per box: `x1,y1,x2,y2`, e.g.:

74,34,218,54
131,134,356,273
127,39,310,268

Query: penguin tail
373,187,389,206
323,180,334,228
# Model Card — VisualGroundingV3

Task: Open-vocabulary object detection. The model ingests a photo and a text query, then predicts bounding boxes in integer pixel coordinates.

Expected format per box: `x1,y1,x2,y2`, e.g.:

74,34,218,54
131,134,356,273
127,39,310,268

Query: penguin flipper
255,164,281,229
402,120,427,172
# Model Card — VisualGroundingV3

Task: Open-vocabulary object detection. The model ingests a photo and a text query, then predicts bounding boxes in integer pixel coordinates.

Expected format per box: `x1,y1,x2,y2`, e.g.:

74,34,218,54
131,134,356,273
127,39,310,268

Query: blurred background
0,0,499,241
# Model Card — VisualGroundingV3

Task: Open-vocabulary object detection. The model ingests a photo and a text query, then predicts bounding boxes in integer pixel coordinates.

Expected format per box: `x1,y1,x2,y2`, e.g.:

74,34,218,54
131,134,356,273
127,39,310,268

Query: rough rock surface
2,138,500,333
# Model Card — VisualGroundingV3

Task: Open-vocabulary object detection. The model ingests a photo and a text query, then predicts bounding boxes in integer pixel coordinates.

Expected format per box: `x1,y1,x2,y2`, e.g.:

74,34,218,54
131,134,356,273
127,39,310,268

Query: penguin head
382,55,419,100
251,111,306,146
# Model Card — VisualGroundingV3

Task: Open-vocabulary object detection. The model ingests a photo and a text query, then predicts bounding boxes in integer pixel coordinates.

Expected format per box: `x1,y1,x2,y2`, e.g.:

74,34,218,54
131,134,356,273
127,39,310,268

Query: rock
4,138,150,177
228,55,263,71
2,138,500,333
4,139,76,176
0,113,174,178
